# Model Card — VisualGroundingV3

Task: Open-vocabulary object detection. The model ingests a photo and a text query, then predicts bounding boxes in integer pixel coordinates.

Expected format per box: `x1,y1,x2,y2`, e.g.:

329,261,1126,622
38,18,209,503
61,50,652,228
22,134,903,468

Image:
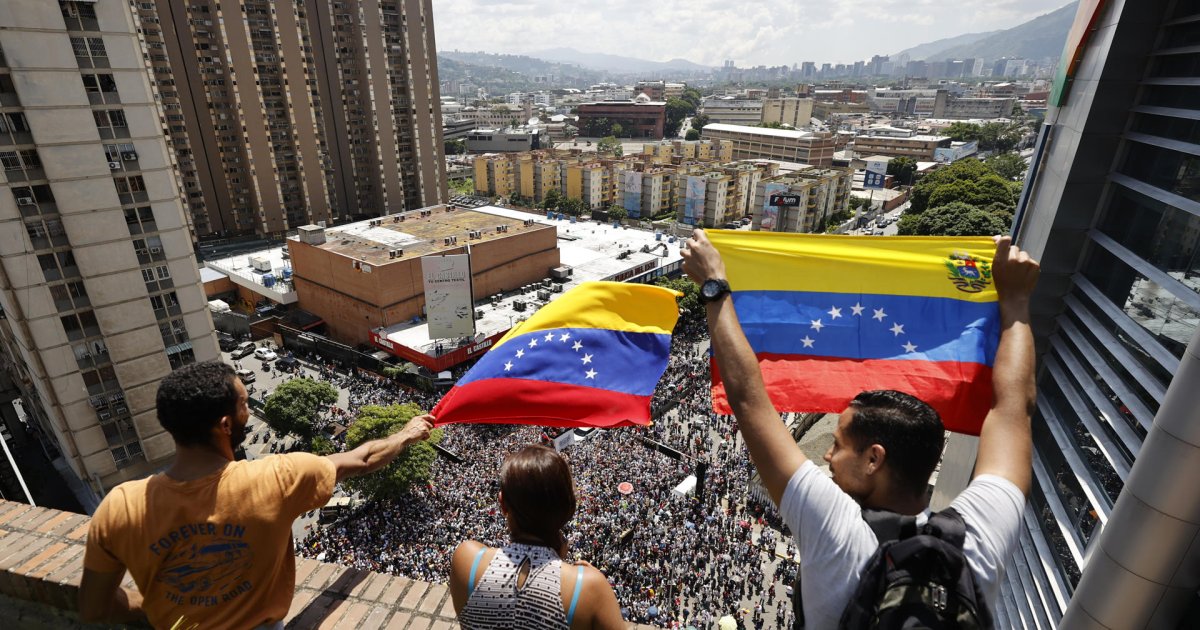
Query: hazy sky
432,0,1075,66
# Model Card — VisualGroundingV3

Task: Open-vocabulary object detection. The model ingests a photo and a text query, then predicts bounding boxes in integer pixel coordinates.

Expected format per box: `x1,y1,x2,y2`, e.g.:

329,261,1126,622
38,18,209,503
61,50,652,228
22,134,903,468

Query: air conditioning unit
388,250,396,259
122,151,138,161
16,197,35,206
150,247,162,254
108,161,122,170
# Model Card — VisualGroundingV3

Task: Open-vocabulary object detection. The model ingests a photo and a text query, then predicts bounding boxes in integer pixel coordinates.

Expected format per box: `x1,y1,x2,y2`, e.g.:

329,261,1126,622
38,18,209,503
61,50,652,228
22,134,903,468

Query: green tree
909,159,1008,214
758,121,786,129
685,129,701,141
985,152,1028,181
665,98,695,137
653,276,699,314
610,123,625,138
886,157,917,186
540,188,563,210
898,202,1012,236
262,378,339,439
605,204,628,221
342,403,443,500
925,174,1016,211
311,435,336,456
690,113,710,132
943,122,982,143
597,135,622,156
680,88,702,110
444,138,466,155
560,197,586,216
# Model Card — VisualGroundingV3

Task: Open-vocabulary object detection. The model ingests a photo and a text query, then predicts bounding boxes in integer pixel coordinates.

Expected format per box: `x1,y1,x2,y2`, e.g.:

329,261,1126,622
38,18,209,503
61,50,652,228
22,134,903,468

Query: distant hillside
894,30,1000,61
437,51,602,90
526,47,712,74
928,1,1078,61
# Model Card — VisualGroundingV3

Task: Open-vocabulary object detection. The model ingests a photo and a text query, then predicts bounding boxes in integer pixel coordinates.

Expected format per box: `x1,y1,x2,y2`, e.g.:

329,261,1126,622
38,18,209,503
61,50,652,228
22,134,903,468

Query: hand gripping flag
432,281,681,428
707,231,1000,435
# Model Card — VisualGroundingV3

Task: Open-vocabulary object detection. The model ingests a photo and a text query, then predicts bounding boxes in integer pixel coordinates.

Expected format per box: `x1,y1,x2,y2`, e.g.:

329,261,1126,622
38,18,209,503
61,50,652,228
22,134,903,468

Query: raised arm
682,229,806,506
973,236,1040,494
326,414,434,483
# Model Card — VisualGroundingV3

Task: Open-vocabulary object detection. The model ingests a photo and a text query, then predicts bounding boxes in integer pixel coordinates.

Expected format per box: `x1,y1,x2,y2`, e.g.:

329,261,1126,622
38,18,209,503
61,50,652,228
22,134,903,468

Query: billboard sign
684,176,705,225
769,194,802,207
623,170,643,218
421,254,476,339
863,171,886,189
761,183,788,231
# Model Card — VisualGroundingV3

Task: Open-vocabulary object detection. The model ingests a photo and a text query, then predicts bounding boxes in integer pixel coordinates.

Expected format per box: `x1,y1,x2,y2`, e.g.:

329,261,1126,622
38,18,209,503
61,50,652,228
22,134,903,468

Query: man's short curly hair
847,390,945,497
156,361,239,447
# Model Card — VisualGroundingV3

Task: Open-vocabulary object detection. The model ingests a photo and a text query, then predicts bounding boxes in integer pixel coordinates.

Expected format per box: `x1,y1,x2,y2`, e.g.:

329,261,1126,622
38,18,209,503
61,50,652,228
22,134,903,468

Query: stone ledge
0,500,653,628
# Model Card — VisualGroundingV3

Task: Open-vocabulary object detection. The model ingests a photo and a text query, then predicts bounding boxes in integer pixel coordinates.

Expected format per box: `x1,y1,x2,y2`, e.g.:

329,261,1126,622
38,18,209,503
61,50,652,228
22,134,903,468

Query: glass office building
949,0,1200,626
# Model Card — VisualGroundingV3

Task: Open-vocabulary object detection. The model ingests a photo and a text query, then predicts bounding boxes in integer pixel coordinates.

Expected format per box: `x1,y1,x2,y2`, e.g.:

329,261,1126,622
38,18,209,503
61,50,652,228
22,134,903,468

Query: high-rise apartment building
931,0,1200,626
129,0,447,240
0,0,219,505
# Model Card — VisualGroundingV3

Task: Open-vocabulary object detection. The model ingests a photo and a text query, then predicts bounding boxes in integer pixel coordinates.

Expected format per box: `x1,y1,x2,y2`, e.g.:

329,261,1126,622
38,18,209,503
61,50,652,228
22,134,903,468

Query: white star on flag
544,332,555,342
890,323,905,336
828,306,842,319
504,361,513,371
585,368,597,379
851,303,865,316
529,338,538,348
572,341,583,351
873,308,887,321
581,353,593,365
810,319,824,332
515,349,525,358
560,332,571,342
801,336,815,348
903,341,919,353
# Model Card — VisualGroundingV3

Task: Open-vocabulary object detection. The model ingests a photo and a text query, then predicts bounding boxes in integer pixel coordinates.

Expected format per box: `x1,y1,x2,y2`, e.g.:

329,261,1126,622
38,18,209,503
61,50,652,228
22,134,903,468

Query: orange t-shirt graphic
84,453,335,630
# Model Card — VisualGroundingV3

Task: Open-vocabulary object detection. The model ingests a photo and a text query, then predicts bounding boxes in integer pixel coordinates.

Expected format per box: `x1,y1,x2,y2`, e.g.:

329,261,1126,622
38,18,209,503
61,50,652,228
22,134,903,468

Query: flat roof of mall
375,205,686,358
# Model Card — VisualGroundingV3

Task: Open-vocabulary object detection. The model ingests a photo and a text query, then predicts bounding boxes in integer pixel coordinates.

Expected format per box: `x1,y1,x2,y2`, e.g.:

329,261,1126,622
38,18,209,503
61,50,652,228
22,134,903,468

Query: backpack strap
925,507,967,549
861,508,918,544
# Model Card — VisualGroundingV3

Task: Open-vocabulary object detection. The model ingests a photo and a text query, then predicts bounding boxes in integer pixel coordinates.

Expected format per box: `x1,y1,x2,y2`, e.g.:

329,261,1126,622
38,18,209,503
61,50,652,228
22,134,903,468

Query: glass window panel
1097,186,1200,290
1082,244,1200,358
1063,308,1163,424
1120,142,1200,203
1039,374,1125,506
1029,479,1081,591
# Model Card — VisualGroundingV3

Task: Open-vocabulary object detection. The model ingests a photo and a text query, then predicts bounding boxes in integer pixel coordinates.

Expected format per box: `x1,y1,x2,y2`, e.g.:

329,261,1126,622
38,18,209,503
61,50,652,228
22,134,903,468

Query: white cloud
431,0,1073,66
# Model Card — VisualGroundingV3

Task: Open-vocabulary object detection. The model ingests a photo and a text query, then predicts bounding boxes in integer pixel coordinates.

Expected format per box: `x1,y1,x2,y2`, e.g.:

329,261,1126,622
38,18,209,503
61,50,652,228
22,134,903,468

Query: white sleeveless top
459,543,584,630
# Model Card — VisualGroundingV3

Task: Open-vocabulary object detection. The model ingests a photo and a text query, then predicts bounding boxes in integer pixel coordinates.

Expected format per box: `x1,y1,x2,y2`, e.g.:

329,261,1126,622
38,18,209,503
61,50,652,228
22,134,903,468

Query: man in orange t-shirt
79,361,433,629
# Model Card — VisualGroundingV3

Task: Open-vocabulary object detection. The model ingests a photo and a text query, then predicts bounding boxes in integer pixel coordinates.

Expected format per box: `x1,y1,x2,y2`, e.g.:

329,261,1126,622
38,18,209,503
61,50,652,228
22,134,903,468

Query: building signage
769,194,802,207
465,338,493,356
421,254,476,340
623,170,643,218
863,171,886,189
761,183,788,231
684,176,705,225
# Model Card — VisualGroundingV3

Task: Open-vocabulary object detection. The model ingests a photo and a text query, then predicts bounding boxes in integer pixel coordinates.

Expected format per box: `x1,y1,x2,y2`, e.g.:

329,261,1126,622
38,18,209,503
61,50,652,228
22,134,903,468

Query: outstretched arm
973,236,1040,494
682,229,806,506
326,414,434,483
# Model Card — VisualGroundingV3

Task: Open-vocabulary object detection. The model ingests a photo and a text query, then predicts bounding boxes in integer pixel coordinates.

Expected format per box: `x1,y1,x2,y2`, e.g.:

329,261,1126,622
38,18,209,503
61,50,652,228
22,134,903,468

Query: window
155,265,170,279
149,294,164,310
70,36,106,59
104,143,136,162
141,268,154,283
114,175,146,195
93,109,127,129
82,73,118,93
0,150,40,171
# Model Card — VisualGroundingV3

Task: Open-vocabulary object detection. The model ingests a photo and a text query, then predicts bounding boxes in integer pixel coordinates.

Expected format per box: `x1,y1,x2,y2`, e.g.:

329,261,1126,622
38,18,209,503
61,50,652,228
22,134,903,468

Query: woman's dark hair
847,390,945,498
499,445,577,555
156,361,239,447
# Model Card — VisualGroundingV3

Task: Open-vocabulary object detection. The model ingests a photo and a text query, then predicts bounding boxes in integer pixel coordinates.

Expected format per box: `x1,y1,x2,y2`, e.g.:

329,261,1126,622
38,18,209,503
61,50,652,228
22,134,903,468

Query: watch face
702,280,719,299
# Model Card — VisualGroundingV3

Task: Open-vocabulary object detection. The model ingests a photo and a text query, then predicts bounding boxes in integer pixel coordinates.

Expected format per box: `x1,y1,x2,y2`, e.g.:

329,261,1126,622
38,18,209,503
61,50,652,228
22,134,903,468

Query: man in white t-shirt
681,232,1040,629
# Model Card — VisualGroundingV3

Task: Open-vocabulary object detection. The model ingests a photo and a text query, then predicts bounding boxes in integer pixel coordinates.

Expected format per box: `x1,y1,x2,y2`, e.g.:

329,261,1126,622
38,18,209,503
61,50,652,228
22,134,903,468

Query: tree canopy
942,122,1024,153
597,136,623,156
262,378,339,439
606,205,628,221
342,403,443,500
690,113,711,132
653,276,699,314
908,159,1018,214
886,157,917,185
685,129,701,141
898,201,1012,237
985,152,1029,181
665,97,696,138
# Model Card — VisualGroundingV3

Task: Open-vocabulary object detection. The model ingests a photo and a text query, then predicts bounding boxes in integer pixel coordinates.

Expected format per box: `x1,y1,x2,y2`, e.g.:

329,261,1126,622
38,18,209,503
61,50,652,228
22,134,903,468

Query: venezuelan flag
707,231,999,435
431,282,681,428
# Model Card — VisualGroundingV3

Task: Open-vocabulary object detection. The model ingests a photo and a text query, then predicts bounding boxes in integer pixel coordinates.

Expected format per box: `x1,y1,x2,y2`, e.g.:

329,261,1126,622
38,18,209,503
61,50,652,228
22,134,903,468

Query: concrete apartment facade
699,98,764,126
0,0,219,504
928,0,1200,626
129,0,447,240
701,123,837,166
749,168,853,233
853,133,952,160
761,98,815,128
576,99,667,139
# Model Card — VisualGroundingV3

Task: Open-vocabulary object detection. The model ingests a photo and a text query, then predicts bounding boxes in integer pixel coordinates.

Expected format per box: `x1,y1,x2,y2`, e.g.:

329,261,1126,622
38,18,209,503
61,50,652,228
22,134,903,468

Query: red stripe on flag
711,354,993,436
432,377,653,429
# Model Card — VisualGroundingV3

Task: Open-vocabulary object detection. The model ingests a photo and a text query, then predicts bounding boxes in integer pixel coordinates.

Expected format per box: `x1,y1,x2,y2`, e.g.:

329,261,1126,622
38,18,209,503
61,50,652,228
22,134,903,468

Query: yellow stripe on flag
706,231,999,302
493,281,681,351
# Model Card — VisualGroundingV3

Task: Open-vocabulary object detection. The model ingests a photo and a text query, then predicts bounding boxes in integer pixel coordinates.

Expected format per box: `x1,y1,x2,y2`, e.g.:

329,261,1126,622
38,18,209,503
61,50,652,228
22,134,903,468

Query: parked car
218,333,237,352
235,369,256,384
254,347,278,361
276,356,299,372
230,341,256,359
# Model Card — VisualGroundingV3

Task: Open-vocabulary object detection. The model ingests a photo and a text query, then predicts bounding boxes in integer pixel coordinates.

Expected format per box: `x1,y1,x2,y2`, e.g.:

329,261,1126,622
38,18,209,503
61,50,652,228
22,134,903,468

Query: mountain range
524,47,713,74
895,1,1078,62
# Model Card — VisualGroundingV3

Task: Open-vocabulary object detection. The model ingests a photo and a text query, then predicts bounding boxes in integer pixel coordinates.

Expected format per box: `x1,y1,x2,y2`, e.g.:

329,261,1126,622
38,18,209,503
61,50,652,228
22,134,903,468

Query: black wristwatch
699,278,731,304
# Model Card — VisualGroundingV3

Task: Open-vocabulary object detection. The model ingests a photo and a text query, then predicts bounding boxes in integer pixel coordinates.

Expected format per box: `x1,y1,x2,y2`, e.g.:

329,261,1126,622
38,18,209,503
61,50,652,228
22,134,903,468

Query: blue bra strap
467,547,487,597
566,565,584,626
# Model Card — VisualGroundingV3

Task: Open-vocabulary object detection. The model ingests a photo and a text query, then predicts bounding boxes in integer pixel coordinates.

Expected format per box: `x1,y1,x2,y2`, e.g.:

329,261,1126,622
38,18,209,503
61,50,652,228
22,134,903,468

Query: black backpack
792,507,993,629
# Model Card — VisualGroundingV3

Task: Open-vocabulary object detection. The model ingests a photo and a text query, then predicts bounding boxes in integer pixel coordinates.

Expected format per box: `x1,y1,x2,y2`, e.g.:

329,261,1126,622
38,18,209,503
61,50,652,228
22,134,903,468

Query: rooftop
205,246,298,304
703,123,822,139
374,206,684,357
291,207,552,267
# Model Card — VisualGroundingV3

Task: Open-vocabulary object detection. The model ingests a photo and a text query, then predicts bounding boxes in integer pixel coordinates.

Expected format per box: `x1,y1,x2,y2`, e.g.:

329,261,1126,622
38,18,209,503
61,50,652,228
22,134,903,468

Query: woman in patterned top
449,445,625,629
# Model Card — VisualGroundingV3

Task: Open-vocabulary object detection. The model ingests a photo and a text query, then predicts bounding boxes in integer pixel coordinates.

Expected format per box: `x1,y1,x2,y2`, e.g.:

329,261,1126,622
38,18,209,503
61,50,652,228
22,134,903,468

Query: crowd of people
290,313,799,628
